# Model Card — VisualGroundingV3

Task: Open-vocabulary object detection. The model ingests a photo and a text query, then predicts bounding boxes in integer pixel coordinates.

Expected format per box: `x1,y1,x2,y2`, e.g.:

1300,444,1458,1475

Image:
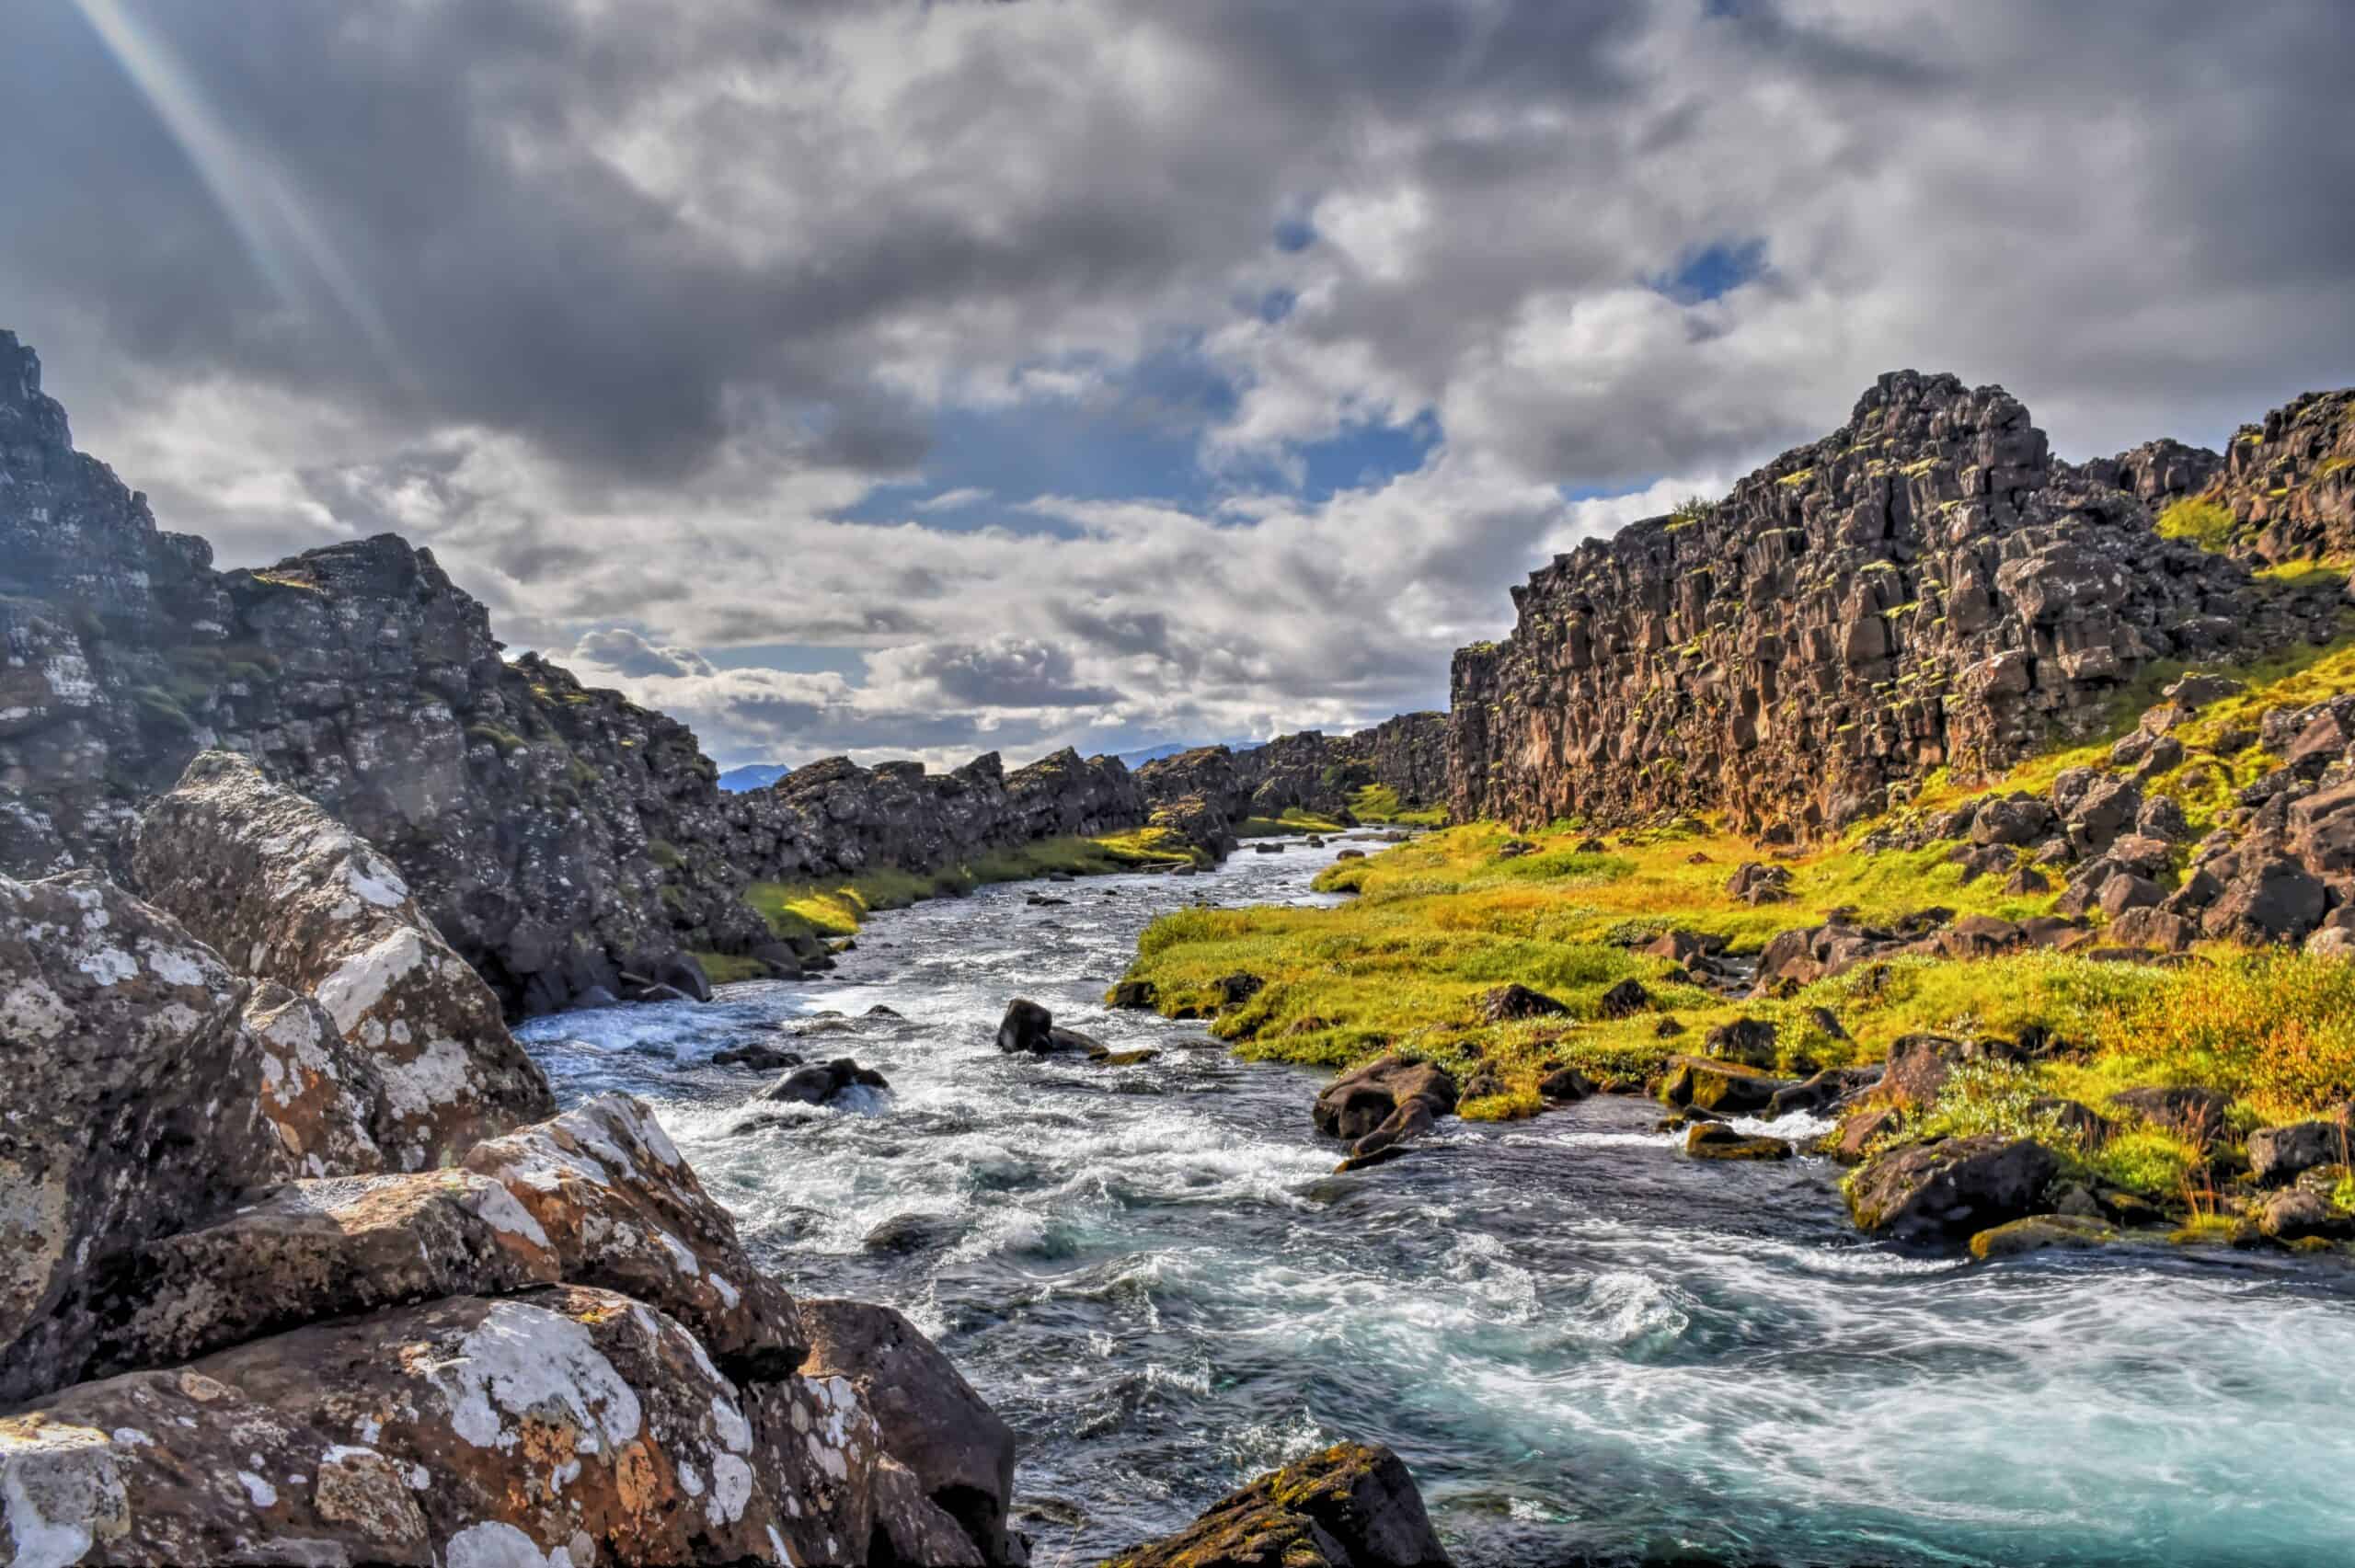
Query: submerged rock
1684,1123,1794,1162
1969,1214,2118,1259
1107,1440,1450,1568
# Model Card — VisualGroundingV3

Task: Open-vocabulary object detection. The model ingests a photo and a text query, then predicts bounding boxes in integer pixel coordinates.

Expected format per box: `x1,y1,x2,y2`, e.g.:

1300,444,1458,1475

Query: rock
1641,929,1725,965
1597,978,1652,1018
2096,873,2165,918
1537,1066,1594,1103
1479,983,1569,1023
863,1212,961,1254
1659,1056,1794,1114
2004,866,2051,895
1846,1136,2062,1241
712,1041,805,1070
1970,796,2054,846
1313,1057,1458,1161
1828,1104,1904,1163
762,1057,891,1107
1766,1066,1881,1118
997,998,1056,1052
1685,1123,1794,1161
1703,1017,1778,1069
2108,907,2195,952
1106,1441,1449,1568
1216,971,1266,1007
799,1298,1021,1564
2201,851,2328,943
1335,848,1367,861
1968,1214,2118,1259
2248,1118,2350,1185
2259,1187,2355,1243
2104,1084,2231,1141
1109,979,1158,1009
0,871,401,1404
1725,862,1796,905
0,1286,922,1568
130,751,556,1169
1882,1034,1967,1109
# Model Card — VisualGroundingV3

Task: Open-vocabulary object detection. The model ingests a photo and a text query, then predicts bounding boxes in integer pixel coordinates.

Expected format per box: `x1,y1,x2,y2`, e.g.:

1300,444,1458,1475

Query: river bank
516,837,2355,1566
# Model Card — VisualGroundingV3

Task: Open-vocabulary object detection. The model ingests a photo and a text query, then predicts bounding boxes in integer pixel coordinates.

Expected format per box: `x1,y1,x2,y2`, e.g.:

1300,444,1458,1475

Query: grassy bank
1349,783,1449,827
732,826,1199,949
1116,632,2355,1205
1235,807,1351,838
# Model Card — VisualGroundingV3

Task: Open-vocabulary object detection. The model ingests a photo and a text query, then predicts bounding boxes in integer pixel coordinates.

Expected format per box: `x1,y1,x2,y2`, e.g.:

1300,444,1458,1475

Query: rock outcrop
1135,745,1253,856
1107,1441,1450,1568
131,750,555,1166
1228,714,1450,820
2207,389,2355,564
0,776,1024,1565
0,329,1172,1016
1447,371,2346,841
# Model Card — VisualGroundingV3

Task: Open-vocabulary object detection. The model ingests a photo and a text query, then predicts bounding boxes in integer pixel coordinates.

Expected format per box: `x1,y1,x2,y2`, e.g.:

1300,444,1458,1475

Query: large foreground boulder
801,1298,1022,1565
1107,1441,1450,1567
0,1285,943,1568
131,751,554,1167
0,872,383,1405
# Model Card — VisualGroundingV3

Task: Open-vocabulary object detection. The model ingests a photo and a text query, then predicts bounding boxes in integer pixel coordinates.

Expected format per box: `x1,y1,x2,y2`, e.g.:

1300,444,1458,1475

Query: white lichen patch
316,928,430,1037
378,1036,484,1123
0,1421,125,1568
73,946,136,988
706,1453,753,1527
425,1302,641,1456
0,979,69,1045
465,1181,553,1252
445,1517,573,1568
140,942,211,989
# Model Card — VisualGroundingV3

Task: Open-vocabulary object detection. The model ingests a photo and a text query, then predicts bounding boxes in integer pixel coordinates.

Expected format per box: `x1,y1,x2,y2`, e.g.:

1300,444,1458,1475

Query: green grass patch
2155,496,2239,553
1236,808,1350,838
692,951,775,986
1349,783,1450,827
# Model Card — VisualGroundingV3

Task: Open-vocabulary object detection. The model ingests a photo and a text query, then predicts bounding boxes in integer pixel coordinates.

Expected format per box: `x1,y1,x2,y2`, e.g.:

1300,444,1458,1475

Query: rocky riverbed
518,839,2355,1567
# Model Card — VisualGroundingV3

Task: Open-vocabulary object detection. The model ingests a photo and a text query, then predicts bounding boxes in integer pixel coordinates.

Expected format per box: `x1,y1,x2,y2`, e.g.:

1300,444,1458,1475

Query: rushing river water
516,838,2355,1567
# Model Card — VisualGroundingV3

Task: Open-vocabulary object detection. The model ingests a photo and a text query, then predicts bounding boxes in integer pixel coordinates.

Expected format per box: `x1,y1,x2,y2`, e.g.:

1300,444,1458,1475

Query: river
515,836,2355,1567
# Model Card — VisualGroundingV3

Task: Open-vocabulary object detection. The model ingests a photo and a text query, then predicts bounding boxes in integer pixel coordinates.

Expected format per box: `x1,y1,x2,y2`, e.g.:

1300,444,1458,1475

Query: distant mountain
718,762,791,793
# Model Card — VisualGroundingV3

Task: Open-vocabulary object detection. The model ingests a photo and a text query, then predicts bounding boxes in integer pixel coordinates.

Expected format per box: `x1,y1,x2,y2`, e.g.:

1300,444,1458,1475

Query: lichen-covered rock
1106,1440,1450,1568
458,1094,807,1379
800,1298,1021,1565
0,871,368,1405
132,751,554,1167
0,1286,911,1568
1448,371,2339,841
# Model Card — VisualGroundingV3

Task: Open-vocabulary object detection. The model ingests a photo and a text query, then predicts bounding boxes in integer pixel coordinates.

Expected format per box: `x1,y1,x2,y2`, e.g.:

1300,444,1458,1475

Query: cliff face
0,330,1163,1014
1448,371,2347,840
2213,389,2355,563
1231,712,1449,818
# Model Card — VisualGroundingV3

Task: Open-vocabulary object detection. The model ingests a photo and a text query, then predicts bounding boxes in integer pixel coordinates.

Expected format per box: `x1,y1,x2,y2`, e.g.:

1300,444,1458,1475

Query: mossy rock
1968,1214,2118,1260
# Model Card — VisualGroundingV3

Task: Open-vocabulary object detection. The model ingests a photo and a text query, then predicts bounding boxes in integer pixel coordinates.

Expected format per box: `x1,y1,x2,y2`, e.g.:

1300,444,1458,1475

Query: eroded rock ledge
0,774,1024,1565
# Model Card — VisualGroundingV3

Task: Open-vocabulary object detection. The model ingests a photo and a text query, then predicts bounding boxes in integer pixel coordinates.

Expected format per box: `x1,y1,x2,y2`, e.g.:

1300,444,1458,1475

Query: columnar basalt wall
1448,372,2346,841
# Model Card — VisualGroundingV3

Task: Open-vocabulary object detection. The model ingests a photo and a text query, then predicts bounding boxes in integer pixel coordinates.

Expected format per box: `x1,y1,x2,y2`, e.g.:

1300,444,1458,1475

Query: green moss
691,951,773,986
2155,497,2239,554
647,839,684,871
465,724,526,757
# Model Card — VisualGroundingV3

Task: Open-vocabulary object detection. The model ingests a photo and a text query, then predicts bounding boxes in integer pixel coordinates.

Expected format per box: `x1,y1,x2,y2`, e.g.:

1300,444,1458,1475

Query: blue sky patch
1652,237,1767,304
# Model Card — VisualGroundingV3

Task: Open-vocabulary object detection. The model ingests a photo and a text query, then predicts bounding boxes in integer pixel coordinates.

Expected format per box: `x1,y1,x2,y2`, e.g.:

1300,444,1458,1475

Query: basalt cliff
0,331,1170,1015
1448,372,2353,840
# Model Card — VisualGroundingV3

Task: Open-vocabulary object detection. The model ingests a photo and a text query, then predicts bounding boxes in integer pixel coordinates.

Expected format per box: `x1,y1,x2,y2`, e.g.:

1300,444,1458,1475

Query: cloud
6,0,2352,769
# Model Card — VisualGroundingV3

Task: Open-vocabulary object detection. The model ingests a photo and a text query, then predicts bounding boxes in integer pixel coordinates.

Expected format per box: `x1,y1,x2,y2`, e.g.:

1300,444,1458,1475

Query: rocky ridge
0,764,1024,1565
0,330,1175,1015
1225,713,1449,820
1447,371,2349,841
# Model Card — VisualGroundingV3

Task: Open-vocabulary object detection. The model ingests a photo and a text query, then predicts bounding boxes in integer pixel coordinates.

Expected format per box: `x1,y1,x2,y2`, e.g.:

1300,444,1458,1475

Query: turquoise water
518,842,2355,1566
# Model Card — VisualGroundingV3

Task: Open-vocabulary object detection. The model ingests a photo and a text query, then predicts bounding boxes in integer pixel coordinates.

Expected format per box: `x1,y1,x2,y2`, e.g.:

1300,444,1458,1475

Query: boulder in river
996,996,1115,1058
1106,1440,1450,1568
1659,1056,1794,1114
1685,1123,1794,1161
1846,1135,2062,1241
1313,1057,1458,1165
1969,1214,2118,1259
763,1056,892,1107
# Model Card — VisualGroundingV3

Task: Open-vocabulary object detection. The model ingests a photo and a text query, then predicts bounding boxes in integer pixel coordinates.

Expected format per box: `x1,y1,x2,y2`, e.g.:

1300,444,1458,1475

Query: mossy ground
1118,633,2355,1216
1348,783,1449,827
1235,807,1352,838
740,827,1198,945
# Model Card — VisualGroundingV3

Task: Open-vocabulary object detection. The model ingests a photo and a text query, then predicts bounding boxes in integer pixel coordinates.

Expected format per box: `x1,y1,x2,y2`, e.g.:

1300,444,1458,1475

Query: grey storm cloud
5,0,2352,769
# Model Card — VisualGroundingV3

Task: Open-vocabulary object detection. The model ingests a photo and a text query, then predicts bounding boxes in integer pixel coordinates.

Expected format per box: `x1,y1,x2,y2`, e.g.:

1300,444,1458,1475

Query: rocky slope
2211,389,2355,563
1228,713,1448,820
0,330,1171,1015
1448,371,2350,841
0,766,1020,1565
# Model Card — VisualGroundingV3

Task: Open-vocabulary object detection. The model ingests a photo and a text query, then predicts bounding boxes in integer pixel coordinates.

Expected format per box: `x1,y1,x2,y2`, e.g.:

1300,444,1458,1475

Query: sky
6,0,2352,771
